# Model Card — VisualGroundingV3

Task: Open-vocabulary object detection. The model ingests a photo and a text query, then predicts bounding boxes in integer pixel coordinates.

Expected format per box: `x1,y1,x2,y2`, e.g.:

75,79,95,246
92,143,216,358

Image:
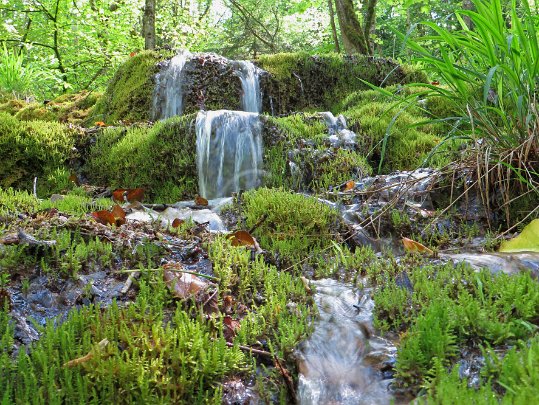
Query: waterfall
152,50,191,120
235,61,262,113
196,110,263,199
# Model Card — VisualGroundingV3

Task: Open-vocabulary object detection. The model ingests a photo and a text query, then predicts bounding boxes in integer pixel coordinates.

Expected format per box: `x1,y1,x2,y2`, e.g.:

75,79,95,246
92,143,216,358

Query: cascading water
152,50,192,120
235,60,262,113
298,279,396,405
196,110,263,199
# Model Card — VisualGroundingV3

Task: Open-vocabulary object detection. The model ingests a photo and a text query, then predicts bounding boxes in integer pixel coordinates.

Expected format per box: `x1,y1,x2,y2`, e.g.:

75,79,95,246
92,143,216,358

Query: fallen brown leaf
402,237,433,255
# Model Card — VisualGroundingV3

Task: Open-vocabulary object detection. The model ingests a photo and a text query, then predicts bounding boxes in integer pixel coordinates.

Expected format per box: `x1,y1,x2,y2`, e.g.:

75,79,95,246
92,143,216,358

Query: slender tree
334,0,377,55
328,0,341,52
143,0,156,50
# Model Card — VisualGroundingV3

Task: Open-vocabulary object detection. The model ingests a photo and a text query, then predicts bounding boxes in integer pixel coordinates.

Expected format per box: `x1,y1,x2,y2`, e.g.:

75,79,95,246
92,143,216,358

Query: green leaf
499,219,539,253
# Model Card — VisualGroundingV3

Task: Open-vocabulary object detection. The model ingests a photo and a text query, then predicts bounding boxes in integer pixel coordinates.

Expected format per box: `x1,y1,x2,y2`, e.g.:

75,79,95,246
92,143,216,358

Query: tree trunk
334,0,368,54
328,0,341,53
363,0,378,54
143,0,156,50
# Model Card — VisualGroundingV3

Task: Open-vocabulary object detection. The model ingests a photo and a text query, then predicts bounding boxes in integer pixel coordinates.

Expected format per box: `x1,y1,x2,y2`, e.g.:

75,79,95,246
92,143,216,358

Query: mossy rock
262,113,372,191
94,51,171,124
1,91,102,125
84,115,198,202
256,52,427,114
0,113,81,195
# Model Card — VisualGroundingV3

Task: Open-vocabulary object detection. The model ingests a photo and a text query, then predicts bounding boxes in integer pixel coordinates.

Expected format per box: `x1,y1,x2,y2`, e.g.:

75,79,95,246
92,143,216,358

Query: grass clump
242,188,340,261
85,115,197,202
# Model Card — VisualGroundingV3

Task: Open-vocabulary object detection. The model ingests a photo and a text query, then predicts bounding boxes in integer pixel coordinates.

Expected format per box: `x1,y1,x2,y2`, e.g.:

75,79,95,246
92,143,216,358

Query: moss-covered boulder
99,51,427,123
262,113,372,191
257,52,427,114
84,115,197,202
0,113,81,194
93,51,170,124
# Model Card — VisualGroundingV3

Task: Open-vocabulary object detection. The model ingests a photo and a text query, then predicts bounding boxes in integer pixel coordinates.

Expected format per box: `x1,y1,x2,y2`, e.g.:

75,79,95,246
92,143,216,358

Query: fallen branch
63,338,109,367
225,341,273,358
0,230,56,247
121,271,140,294
118,267,219,282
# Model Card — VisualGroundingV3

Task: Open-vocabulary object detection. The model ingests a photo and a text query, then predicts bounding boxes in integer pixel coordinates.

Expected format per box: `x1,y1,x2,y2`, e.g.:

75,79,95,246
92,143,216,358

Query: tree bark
328,0,341,53
363,0,378,54
143,0,156,50
334,0,368,54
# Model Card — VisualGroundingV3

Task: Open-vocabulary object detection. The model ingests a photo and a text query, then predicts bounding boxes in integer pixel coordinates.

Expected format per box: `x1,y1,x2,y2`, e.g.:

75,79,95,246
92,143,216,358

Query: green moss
371,259,539,393
242,188,340,261
263,114,372,191
257,52,427,114
85,115,197,202
0,98,26,115
96,51,169,124
0,113,80,194
344,102,444,172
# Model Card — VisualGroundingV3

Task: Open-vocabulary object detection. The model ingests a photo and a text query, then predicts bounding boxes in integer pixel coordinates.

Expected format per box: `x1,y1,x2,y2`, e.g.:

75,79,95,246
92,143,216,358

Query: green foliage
242,188,340,260
400,0,539,218
0,113,79,194
0,44,45,98
96,51,168,123
85,116,197,202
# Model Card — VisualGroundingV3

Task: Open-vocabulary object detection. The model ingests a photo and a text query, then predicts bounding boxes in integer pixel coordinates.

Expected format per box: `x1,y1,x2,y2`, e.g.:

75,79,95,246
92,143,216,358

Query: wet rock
222,378,259,405
444,252,539,277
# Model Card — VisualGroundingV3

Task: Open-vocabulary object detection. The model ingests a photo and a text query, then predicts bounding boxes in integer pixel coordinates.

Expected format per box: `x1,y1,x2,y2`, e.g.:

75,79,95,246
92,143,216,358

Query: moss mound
344,102,445,172
242,188,340,260
84,115,197,202
0,113,81,194
257,52,427,114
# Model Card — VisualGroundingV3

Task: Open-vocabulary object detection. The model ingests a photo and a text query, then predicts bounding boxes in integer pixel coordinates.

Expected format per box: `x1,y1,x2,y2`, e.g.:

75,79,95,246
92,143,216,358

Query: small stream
297,279,396,405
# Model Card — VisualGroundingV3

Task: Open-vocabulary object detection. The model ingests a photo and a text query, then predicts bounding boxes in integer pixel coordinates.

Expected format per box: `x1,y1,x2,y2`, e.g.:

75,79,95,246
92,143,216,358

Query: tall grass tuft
0,44,40,98
396,0,539,227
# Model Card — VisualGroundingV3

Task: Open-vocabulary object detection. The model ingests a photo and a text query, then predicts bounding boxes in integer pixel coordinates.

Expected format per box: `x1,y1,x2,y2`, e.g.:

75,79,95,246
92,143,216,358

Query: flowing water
235,60,262,113
196,110,263,199
152,50,192,119
298,279,395,405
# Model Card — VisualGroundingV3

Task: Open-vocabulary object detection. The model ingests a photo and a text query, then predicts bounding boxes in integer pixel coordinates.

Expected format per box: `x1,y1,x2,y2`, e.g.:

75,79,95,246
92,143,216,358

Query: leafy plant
396,0,539,226
0,44,41,98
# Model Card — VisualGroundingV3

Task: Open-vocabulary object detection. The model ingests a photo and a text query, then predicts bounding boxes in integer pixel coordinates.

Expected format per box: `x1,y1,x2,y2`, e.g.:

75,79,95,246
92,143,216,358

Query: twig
273,355,297,402
225,341,273,358
118,268,219,282
121,271,140,294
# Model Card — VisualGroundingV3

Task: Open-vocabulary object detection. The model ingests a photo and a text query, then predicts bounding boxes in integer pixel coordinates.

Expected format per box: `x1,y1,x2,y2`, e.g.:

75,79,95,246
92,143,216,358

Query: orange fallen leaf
129,51,137,57
111,204,126,226
68,172,80,186
95,121,107,127
195,195,208,206
92,210,116,226
172,218,184,228
163,265,208,300
431,81,440,86
402,237,433,255
340,180,355,192
229,230,256,247
223,316,241,342
112,189,127,202
126,188,144,202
